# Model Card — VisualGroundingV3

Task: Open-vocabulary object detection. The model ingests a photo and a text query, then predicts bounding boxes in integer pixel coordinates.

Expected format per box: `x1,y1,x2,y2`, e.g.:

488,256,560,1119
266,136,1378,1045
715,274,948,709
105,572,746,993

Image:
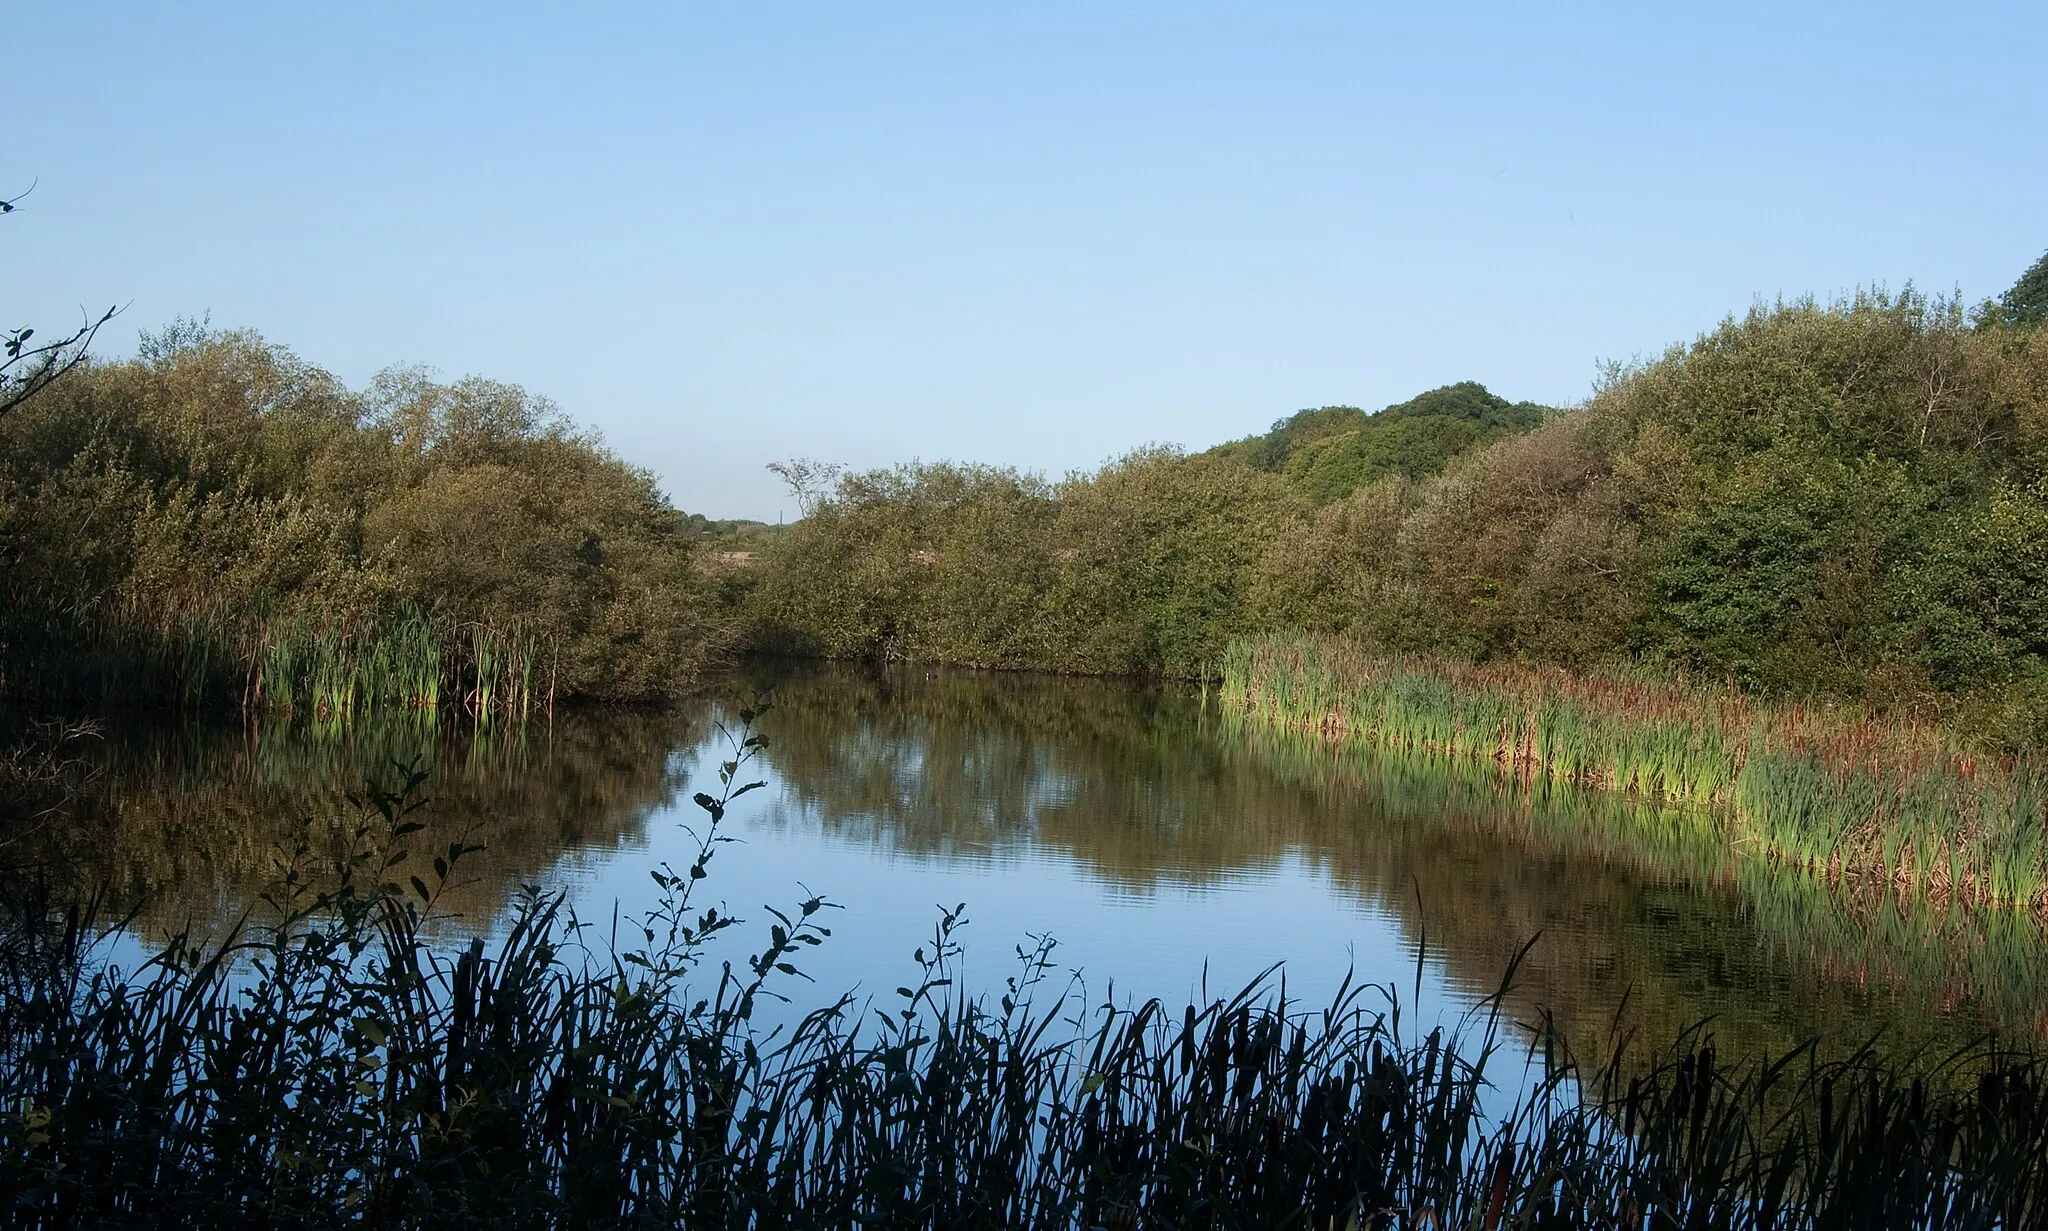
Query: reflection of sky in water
552,737,1490,1035
59,665,2048,1078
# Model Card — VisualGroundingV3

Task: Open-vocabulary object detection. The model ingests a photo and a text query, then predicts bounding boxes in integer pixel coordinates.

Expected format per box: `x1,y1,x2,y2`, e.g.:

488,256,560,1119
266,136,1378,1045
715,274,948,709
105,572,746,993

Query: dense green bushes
1210,381,1555,502
9,269,2045,748
744,451,1300,676
747,280,2048,749
1588,293,2048,706
0,327,731,713
1244,288,2048,733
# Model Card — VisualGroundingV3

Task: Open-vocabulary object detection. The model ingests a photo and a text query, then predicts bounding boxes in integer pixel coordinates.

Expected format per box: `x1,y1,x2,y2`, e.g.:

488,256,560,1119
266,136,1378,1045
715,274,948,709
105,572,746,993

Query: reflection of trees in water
20,709,705,935
1242,730,2048,1060
745,662,1222,863
29,664,2048,1066
752,663,2048,1063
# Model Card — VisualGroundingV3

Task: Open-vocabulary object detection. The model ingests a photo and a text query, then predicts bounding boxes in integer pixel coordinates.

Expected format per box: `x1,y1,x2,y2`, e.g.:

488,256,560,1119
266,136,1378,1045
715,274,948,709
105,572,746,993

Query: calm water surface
51,663,2048,1061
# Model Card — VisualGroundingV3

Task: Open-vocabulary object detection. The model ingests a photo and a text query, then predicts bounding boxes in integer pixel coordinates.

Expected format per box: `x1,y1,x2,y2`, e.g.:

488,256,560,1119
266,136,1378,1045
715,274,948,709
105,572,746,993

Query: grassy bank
749,663,2048,1061
1224,633,2048,911
7,742,2048,1227
1233,715,2048,1060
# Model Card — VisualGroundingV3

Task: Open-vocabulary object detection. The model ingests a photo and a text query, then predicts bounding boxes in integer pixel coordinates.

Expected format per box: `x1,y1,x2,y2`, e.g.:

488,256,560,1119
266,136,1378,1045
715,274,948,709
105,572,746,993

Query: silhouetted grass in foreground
5,714,2048,1228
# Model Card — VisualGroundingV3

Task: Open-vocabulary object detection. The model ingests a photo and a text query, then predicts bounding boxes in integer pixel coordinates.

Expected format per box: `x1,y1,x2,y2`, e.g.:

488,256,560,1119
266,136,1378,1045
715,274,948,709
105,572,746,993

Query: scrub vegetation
0,324,733,719
8,259,2046,745
746,262,2048,751
733,260,2048,920
1208,381,1553,501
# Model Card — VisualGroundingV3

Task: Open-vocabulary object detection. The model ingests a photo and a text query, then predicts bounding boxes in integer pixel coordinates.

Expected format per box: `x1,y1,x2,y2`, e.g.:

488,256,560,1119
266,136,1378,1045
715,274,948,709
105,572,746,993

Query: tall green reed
249,614,547,723
1224,632,2048,911
1,590,550,724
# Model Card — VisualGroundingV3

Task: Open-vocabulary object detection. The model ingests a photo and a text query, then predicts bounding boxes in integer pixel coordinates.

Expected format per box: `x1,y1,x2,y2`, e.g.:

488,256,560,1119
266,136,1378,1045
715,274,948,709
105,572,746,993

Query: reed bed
3,597,555,721
246,613,550,721
7,723,2048,1228
1222,632,2048,911
1236,716,2048,1059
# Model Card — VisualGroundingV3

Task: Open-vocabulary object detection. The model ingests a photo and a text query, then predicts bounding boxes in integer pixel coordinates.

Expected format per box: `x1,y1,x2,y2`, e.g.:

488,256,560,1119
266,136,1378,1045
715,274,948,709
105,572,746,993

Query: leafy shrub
0,328,732,710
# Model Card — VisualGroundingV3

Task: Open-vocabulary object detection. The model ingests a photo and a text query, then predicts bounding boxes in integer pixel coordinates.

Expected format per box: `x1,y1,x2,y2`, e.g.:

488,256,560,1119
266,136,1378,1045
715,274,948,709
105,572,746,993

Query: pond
40,662,2048,1065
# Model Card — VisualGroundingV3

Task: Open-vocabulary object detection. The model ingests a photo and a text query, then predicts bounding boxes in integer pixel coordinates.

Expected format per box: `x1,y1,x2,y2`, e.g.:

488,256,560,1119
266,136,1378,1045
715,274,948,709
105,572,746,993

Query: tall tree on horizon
1996,248,2048,328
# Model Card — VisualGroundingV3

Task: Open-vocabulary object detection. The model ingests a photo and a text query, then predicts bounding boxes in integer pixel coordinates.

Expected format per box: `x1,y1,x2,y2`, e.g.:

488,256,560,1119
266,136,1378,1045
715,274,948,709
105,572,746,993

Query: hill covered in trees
1208,382,1555,502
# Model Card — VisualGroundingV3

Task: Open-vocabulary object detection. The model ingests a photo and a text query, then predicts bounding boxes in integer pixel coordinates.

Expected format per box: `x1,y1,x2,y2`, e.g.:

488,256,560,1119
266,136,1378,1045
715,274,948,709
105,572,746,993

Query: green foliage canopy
1994,249,2048,329
1210,382,1554,502
0,326,732,708
744,452,1299,677
746,272,2048,750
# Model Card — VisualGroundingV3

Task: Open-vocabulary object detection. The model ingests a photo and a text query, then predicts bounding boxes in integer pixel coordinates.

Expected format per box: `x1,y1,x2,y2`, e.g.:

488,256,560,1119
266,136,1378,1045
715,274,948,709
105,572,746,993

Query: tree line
5,244,2045,745
743,256,2048,750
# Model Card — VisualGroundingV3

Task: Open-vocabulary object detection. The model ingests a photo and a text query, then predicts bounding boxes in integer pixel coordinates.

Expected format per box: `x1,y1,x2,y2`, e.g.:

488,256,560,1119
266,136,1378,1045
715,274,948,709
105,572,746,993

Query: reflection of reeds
746,663,2048,1062
1240,717,2048,1055
1225,633,2048,911
19,707,701,939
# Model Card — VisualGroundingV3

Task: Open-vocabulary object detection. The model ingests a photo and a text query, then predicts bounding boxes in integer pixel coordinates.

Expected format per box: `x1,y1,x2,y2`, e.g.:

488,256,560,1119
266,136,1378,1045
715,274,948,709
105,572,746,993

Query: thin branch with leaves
1,180,120,418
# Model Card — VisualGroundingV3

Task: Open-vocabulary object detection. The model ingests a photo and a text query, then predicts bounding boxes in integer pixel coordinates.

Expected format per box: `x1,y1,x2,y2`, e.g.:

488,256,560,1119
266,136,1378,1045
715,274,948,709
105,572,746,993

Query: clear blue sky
10,2,2044,520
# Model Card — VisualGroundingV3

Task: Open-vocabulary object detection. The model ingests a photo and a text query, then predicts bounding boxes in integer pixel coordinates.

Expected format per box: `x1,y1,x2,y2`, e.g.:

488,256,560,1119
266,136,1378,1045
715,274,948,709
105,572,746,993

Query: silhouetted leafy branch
0,180,119,419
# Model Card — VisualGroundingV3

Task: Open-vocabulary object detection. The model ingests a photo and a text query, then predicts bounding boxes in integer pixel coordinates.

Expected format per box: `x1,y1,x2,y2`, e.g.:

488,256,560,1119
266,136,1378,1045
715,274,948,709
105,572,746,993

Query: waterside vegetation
22,667,2048,1066
743,266,2048,754
4,156,2046,1229
748,665,2048,1059
1223,634,2048,912
0,324,733,720
731,264,2048,918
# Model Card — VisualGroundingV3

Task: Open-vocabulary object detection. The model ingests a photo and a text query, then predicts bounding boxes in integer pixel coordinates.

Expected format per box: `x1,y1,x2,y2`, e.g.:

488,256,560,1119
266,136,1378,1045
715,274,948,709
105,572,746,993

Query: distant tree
1211,383,1555,502
767,457,846,518
1997,249,2048,328
1,182,118,418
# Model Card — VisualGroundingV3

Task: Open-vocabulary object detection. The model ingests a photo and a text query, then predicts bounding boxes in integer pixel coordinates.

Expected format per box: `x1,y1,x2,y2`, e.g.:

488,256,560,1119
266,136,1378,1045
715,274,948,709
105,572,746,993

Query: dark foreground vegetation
7,732,2048,1229
13,667,2048,1080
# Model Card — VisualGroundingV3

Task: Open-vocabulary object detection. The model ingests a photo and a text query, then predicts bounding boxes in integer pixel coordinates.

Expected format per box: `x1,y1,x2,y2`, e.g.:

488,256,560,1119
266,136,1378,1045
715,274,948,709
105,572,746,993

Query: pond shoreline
1222,633,2048,917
